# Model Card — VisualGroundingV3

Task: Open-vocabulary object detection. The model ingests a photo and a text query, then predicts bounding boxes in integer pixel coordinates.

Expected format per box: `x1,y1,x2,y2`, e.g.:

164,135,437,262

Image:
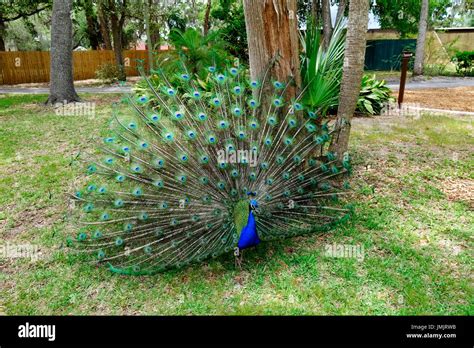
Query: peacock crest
70,61,353,275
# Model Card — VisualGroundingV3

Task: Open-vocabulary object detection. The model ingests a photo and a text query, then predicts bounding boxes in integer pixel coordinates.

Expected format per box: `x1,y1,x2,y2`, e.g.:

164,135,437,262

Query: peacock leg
234,247,243,270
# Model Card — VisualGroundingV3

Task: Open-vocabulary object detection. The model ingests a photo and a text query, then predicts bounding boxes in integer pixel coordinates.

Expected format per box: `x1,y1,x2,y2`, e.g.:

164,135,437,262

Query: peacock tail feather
70,61,353,275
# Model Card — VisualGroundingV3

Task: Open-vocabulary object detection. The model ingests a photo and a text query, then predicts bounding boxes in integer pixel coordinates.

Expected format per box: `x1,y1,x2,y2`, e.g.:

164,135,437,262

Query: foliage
210,0,248,62
451,50,474,76
424,34,459,75
356,75,394,115
134,28,234,97
301,17,394,116
95,63,121,84
3,14,51,51
168,28,231,76
300,18,346,116
371,0,452,37
0,0,51,22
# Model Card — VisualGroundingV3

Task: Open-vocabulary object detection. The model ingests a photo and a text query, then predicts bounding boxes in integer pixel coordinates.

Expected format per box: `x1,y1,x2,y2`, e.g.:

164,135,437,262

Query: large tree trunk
203,0,212,36
413,0,429,76
335,0,347,25
109,0,126,81
98,2,112,50
321,0,333,49
243,0,301,99
47,0,79,104
329,0,369,159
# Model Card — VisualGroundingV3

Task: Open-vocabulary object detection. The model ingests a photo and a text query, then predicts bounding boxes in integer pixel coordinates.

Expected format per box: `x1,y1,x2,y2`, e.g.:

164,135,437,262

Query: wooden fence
0,50,153,85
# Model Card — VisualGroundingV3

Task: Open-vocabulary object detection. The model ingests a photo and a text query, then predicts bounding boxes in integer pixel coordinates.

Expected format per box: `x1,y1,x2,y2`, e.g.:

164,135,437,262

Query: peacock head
247,191,258,210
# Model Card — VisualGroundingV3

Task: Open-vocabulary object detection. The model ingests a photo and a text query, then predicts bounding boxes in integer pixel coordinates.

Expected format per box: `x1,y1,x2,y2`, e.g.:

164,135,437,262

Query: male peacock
71,62,353,275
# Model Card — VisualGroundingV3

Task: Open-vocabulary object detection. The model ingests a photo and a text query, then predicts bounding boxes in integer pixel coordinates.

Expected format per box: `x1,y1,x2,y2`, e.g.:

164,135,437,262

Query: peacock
70,61,353,275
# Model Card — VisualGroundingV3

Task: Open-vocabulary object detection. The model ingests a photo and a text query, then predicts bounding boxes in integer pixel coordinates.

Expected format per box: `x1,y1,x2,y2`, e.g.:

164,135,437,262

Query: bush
300,18,346,116
451,51,474,76
133,28,235,99
95,63,121,83
356,74,394,116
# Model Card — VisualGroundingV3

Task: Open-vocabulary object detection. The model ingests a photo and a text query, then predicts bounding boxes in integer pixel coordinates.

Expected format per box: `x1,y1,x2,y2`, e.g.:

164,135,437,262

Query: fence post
398,51,413,108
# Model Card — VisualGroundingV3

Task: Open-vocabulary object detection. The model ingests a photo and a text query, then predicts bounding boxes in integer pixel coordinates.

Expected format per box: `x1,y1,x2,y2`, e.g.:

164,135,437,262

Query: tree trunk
0,20,5,51
47,0,79,104
335,0,346,25
243,0,301,99
84,0,100,49
321,0,333,49
311,0,320,22
413,0,429,76
203,0,212,36
109,0,126,81
329,0,369,159
145,0,153,73
98,1,112,50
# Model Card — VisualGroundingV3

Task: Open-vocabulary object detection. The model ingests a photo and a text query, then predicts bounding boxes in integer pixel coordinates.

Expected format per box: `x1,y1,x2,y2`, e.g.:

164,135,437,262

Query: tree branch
3,5,51,22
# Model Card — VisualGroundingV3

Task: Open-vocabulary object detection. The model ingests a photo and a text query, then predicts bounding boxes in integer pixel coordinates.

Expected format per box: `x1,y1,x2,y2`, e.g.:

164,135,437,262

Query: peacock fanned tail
70,61,354,275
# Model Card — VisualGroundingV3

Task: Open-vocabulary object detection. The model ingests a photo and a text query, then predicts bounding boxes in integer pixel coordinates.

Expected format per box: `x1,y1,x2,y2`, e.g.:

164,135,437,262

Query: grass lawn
0,93,472,315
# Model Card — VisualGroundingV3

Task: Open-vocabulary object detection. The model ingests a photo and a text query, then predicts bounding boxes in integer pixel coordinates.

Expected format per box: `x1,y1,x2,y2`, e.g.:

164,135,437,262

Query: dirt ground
392,86,474,112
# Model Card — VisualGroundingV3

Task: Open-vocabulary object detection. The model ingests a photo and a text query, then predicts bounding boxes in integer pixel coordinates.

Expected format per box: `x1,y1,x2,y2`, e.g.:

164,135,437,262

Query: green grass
0,94,473,315
364,70,403,82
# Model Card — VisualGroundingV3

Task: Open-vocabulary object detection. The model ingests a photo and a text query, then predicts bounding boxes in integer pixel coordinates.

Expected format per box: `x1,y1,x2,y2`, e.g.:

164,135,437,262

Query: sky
330,4,381,29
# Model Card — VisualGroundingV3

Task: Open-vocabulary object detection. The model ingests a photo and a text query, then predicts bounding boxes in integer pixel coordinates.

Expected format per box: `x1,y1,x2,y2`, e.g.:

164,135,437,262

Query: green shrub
300,18,346,116
95,63,121,83
451,51,474,76
300,18,393,117
133,28,235,98
356,74,394,116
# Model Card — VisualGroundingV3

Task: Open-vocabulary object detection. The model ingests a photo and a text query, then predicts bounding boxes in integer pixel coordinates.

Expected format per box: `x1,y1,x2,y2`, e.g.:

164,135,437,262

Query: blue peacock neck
235,200,261,250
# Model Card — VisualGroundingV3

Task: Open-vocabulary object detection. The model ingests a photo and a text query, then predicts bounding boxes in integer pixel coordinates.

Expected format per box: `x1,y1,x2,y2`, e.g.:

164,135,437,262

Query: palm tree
413,0,429,76
329,0,369,158
321,0,333,49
